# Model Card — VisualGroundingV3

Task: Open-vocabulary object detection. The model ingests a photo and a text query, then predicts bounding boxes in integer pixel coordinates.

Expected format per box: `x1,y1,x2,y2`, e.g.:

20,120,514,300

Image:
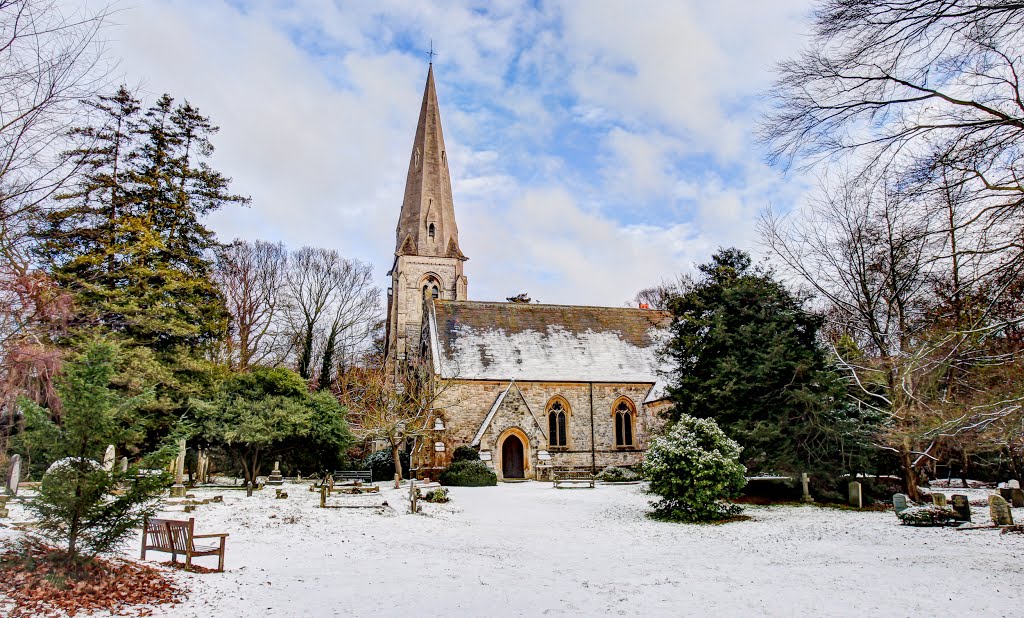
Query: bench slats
141,517,228,572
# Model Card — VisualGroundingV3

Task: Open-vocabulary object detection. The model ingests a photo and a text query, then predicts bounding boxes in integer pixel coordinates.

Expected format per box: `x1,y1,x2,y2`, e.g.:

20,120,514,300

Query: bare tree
214,239,288,370
317,257,380,390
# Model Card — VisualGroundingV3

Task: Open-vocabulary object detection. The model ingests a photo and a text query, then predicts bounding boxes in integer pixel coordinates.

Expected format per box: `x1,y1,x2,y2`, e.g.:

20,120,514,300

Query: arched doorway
501,435,525,479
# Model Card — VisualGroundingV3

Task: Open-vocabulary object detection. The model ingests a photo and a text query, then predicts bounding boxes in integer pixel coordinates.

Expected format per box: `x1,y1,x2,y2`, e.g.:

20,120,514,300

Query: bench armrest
193,533,229,538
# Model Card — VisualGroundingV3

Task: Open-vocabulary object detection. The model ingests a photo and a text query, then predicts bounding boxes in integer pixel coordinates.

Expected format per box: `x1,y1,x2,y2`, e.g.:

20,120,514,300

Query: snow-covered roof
428,300,672,386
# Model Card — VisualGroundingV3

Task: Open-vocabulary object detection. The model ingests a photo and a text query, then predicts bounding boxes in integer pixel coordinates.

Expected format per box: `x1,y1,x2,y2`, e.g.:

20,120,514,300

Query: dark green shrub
423,488,450,503
362,448,409,482
897,505,959,526
643,414,747,522
440,460,497,487
451,445,480,463
596,466,641,482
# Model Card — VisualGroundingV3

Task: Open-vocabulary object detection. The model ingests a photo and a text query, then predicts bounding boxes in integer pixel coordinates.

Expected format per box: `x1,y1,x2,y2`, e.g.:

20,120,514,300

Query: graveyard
2,475,1024,617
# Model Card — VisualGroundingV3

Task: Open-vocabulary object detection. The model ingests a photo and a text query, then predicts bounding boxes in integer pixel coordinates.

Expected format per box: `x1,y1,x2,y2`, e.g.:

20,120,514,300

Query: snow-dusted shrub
642,415,747,522
596,466,641,482
451,445,480,463
896,505,959,527
439,460,497,487
423,488,450,503
362,448,409,482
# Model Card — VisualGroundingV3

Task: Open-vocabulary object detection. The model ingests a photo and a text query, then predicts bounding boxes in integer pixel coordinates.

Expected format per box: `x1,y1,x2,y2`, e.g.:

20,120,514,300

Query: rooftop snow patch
429,300,672,382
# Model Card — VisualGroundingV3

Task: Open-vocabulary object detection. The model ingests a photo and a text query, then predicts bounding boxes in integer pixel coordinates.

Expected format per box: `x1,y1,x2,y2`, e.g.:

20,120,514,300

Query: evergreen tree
664,248,872,478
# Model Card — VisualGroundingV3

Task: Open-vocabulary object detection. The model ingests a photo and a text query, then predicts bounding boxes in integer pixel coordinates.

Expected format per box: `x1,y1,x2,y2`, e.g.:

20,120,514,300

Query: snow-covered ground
3,481,1023,617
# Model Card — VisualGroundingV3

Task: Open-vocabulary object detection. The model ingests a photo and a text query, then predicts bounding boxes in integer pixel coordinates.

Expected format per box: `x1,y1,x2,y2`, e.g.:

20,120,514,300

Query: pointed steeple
395,64,466,260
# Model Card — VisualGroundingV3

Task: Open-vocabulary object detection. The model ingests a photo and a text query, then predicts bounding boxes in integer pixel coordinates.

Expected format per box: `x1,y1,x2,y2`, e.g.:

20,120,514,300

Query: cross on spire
428,39,436,64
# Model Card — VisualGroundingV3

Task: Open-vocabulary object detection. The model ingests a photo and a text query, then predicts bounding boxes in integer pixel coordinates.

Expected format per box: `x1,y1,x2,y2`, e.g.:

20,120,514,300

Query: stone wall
416,379,663,479
388,254,466,361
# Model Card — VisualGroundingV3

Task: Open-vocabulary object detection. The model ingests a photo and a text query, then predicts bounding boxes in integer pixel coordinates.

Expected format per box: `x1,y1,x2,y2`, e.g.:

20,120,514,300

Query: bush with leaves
596,466,641,482
21,342,172,558
897,505,960,527
440,460,497,487
362,448,410,482
643,414,747,522
423,487,450,503
451,445,480,463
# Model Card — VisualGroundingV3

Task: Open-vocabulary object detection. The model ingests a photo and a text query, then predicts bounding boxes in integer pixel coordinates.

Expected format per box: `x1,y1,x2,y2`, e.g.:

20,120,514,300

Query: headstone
102,445,115,471
989,494,1014,526
119,457,128,473
0,495,10,518
267,460,284,485
275,488,288,499
6,454,21,496
1008,479,1020,489
931,493,948,507
801,472,813,503
848,481,862,508
1011,488,1024,508
212,495,223,503
183,504,196,513
246,481,253,497
951,494,971,522
169,439,187,497
892,493,909,514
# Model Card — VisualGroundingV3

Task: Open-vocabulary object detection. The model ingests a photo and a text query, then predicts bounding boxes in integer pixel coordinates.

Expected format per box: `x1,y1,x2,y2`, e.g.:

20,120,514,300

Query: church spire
395,64,466,261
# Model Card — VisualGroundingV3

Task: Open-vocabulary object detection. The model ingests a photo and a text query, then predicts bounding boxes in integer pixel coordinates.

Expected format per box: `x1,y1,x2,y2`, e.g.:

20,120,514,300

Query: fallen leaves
0,539,185,617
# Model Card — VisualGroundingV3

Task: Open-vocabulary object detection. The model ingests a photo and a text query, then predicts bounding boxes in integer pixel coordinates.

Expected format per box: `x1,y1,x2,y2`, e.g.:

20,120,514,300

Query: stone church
384,65,671,481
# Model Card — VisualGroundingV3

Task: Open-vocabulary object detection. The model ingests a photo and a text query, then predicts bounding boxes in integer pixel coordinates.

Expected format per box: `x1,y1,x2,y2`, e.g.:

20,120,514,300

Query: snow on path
3,482,1023,617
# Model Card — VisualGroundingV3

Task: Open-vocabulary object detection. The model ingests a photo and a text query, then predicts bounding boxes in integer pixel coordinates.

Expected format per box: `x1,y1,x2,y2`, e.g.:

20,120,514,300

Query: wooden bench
141,517,228,572
329,471,378,494
333,470,373,485
553,467,595,488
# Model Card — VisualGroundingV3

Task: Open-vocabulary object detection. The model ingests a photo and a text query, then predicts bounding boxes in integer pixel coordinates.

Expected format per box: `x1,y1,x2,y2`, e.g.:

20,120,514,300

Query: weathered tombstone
989,494,1014,526
102,445,115,471
169,439,187,497
6,454,21,496
1011,488,1024,508
275,488,288,499
931,493,948,507
801,472,813,503
211,495,223,503
892,493,909,514
183,504,196,513
1008,479,1020,489
267,461,284,485
951,494,972,522
246,481,253,498
848,481,862,508
0,495,10,518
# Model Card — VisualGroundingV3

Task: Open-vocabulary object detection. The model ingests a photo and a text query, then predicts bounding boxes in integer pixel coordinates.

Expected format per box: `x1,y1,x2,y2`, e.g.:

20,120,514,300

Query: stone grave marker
892,493,909,514
1008,479,1020,489
951,494,971,522
988,494,1014,526
0,495,10,518
6,454,21,495
1011,488,1024,508
848,481,862,508
275,488,288,499
120,457,128,473
170,439,187,497
801,472,814,503
102,445,115,471
267,461,284,485
932,493,948,507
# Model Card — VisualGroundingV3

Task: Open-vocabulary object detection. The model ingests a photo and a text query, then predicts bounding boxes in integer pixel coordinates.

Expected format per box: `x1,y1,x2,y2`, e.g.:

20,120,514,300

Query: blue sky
100,0,814,305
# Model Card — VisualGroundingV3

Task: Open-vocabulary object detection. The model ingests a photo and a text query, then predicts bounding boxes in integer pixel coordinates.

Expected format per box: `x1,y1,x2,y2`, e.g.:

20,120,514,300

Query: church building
384,65,672,481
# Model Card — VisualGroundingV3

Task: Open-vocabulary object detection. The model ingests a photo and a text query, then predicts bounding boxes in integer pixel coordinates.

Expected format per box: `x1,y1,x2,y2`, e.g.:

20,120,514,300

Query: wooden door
502,435,524,478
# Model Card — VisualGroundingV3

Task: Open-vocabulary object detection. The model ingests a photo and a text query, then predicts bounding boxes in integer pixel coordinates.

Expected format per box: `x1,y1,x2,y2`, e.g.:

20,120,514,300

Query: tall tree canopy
663,249,872,477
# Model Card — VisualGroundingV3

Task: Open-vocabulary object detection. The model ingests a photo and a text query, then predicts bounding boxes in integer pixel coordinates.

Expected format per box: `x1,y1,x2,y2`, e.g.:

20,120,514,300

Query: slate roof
427,300,672,393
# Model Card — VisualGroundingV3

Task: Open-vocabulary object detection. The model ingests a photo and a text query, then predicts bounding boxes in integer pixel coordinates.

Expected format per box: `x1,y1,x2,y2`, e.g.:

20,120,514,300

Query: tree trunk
392,443,403,485
899,445,920,502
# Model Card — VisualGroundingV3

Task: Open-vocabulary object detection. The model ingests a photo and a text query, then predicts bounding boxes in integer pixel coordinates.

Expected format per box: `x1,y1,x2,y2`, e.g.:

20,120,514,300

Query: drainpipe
589,382,596,473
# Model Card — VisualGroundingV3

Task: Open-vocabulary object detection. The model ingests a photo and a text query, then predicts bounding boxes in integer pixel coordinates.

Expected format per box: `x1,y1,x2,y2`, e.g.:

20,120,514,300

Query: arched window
428,223,436,240
548,400,568,448
614,400,634,447
431,285,439,299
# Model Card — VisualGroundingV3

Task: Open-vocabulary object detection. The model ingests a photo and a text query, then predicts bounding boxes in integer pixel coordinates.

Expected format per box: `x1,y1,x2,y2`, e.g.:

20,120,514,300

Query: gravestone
246,481,253,498
102,445,115,471
931,493,948,507
267,461,284,485
848,481,862,508
988,494,1014,526
0,495,9,518
951,494,971,522
275,488,288,499
892,493,909,514
119,457,128,473
1011,488,1024,508
6,454,21,495
1008,479,1020,489
169,439,187,497
801,472,814,503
